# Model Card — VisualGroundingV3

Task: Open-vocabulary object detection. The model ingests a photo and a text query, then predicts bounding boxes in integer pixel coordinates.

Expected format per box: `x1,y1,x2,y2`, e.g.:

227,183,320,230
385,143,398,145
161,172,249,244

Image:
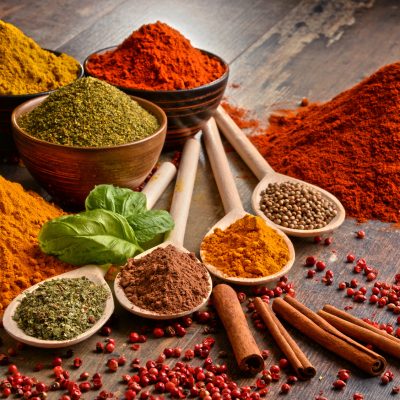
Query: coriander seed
259,182,337,230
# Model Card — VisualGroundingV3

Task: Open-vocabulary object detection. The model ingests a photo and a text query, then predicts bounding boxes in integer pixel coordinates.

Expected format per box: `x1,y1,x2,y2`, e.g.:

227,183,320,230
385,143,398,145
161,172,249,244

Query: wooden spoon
200,118,295,286
214,106,346,238
114,138,213,319
3,265,114,348
142,161,176,209
2,162,176,348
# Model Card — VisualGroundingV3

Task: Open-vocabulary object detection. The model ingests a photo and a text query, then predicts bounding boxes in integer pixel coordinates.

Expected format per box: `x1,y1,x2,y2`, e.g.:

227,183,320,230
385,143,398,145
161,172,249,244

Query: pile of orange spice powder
224,62,400,224
0,176,75,317
86,21,226,91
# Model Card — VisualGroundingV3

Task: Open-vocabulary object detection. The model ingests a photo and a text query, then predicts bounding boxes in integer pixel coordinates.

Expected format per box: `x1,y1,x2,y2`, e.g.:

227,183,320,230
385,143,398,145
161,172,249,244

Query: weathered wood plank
0,0,126,50
58,0,301,62
1,0,400,399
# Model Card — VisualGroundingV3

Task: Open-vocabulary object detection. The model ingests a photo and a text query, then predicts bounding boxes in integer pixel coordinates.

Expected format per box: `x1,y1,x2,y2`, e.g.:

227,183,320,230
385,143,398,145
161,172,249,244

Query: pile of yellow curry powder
0,20,80,95
201,215,290,278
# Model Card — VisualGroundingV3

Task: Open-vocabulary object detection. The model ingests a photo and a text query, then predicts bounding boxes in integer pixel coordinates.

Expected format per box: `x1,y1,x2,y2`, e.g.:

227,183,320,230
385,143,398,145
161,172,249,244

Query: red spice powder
221,101,260,131
223,62,400,223
86,21,226,91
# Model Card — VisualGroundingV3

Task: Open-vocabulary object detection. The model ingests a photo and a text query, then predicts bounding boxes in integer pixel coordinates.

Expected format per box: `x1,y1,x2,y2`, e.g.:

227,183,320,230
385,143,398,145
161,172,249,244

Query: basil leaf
39,209,142,266
85,184,147,217
127,210,175,245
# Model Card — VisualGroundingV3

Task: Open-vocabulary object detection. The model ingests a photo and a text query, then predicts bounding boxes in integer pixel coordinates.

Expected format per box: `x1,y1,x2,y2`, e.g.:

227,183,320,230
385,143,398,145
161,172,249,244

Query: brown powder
119,245,210,314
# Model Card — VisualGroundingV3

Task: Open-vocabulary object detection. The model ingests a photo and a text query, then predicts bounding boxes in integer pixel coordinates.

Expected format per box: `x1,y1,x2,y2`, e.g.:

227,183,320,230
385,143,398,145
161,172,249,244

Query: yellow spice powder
0,20,80,95
201,215,290,278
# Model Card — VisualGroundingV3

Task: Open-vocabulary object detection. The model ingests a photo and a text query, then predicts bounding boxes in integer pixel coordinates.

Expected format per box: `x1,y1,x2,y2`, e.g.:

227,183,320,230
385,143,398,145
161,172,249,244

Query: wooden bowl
84,47,229,148
0,51,84,162
11,95,167,209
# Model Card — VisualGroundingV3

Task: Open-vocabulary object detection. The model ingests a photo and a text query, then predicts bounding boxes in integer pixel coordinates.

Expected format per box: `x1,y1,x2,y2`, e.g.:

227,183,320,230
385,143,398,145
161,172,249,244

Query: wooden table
1,1,400,398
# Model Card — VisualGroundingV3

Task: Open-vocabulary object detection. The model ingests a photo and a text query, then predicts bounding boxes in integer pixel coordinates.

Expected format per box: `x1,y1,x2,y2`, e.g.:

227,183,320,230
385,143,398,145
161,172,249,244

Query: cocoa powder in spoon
119,245,210,314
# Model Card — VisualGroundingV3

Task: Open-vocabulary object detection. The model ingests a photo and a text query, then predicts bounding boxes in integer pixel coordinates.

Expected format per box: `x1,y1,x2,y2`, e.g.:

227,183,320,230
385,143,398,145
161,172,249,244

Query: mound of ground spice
0,20,80,95
224,62,400,223
119,244,210,314
19,77,160,147
0,176,75,317
86,21,226,91
201,215,290,278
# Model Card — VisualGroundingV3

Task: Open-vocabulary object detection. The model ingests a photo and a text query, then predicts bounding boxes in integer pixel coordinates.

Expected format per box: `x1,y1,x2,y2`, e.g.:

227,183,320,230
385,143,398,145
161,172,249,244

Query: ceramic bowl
0,51,84,162
84,47,229,148
11,95,167,208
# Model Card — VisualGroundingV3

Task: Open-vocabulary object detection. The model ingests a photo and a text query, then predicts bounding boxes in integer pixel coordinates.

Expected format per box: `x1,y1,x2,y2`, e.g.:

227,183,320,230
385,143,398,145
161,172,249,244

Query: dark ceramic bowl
84,46,229,148
11,95,167,208
0,50,84,162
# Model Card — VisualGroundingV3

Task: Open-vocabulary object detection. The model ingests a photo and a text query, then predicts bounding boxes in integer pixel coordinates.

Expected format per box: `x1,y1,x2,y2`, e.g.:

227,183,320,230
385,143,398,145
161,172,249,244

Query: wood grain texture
1,0,400,398
57,0,301,62
0,0,126,50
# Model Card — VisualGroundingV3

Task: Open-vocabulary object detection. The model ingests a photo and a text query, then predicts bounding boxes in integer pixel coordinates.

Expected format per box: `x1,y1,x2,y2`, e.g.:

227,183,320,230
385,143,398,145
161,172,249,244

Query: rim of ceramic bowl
0,50,84,99
11,94,167,151
84,46,229,94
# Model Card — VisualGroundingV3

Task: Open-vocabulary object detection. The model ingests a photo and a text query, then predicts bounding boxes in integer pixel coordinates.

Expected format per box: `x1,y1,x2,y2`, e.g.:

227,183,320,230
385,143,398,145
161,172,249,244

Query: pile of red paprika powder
224,62,400,224
85,21,226,91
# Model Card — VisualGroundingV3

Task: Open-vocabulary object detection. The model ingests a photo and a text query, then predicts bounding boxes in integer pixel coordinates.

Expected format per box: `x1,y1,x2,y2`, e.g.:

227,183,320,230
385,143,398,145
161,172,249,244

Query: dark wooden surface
1,1,400,399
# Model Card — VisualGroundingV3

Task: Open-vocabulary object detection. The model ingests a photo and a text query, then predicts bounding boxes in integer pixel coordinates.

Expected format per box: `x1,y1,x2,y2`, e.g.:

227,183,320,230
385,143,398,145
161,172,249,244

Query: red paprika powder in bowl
84,21,229,148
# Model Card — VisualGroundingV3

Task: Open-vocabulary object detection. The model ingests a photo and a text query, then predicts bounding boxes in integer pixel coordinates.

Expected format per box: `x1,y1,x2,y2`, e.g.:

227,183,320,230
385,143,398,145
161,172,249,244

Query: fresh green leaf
85,184,147,217
39,209,142,266
127,210,175,245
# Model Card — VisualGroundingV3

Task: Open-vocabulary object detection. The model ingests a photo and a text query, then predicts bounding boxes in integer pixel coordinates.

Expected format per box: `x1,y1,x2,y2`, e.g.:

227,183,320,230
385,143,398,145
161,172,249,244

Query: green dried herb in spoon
13,277,109,340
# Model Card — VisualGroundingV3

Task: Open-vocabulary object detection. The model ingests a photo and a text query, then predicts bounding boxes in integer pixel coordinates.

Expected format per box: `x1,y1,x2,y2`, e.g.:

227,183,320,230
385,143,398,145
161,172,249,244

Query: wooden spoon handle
203,118,244,214
142,161,177,209
215,105,275,180
166,138,200,246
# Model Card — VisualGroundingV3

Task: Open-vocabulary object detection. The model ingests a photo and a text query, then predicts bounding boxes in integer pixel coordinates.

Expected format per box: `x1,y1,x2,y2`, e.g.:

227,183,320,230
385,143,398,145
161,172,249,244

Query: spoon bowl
2,265,114,348
114,241,212,320
200,208,295,286
215,106,346,238
252,173,346,238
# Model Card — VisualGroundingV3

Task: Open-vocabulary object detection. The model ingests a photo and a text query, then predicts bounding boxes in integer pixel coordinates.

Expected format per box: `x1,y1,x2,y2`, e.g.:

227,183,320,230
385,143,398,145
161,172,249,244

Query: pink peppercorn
315,261,326,271
305,256,317,266
332,379,346,389
280,383,290,394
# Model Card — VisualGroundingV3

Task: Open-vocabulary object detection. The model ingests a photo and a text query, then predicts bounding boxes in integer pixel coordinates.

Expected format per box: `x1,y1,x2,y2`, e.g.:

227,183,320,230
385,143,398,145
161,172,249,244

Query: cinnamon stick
212,284,264,374
272,297,386,376
254,298,316,379
319,305,400,359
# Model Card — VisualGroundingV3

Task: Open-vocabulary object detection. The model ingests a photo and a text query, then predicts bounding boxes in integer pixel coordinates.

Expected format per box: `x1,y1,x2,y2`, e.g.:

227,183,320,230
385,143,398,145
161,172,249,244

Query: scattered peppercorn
332,379,346,389
306,256,317,266
280,383,291,394
314,236,322,244
316,261,326,271
106,359,119,372
356,230,366,239
307,269,316,278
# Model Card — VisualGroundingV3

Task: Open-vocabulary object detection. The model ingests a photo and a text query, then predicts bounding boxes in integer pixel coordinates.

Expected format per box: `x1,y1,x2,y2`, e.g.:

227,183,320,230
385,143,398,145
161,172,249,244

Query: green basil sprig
39,184,174,266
